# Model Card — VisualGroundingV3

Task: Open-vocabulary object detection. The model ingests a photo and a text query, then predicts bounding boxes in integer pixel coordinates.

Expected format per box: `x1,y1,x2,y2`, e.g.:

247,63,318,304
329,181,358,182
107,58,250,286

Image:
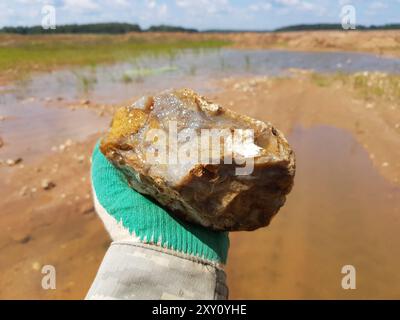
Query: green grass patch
0,34,230,82
310,71,400,101
310,73,336,87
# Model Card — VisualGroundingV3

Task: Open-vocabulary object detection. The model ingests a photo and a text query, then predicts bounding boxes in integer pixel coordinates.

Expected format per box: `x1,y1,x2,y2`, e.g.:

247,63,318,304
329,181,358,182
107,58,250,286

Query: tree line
274,23,400,32
0,23,198,34
1,22,399,34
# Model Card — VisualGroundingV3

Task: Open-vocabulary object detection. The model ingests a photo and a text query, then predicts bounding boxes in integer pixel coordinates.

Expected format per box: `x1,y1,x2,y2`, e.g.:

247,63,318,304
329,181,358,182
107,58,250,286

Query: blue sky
0,0,399,30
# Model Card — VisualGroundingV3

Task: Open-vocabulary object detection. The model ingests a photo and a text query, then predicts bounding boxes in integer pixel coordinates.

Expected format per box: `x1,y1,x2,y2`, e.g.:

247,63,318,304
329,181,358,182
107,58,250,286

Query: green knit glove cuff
91,142,229,264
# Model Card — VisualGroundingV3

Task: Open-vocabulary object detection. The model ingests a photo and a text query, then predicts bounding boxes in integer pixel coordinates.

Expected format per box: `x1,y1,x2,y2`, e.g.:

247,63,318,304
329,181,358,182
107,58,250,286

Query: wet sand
0,70,399,299
227,125,400,299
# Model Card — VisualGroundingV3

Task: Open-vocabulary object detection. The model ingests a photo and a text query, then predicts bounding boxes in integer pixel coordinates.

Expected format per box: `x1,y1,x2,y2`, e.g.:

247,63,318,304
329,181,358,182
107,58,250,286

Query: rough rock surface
100,89,295,231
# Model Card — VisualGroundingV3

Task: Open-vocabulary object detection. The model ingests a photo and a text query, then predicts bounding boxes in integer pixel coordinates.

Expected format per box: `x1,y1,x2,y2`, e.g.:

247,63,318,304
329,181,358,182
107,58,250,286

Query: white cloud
131,0,169,24
276,0,299,5
274,0,326,15
249,2,272,11
147,0,157,9
114,0,129,6
176,0,231,15
158,3,168,16
300,2,315,11
369,1,388,10
63,0,98,11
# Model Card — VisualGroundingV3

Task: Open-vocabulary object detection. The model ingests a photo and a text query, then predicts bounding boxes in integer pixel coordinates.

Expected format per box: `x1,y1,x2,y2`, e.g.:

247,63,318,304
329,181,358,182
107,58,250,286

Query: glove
91,141,229,265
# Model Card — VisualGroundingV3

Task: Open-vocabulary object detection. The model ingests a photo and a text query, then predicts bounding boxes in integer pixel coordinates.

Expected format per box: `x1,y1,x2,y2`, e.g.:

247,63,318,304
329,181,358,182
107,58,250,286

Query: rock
6,158,22,166
80,99,90,105
100,89,295,231
32,262,41,271
12,233,31,244
80,203,94,215
76,155,85,163
0,115,6,121
0,137,3,148
65,139,73,147
59,139,72,152
41,179,56,190
51,164,59,173
19,186,28,196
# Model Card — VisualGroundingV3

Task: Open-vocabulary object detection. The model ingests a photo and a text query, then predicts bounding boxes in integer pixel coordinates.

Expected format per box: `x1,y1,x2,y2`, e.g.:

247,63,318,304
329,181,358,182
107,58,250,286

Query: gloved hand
91,141,229,265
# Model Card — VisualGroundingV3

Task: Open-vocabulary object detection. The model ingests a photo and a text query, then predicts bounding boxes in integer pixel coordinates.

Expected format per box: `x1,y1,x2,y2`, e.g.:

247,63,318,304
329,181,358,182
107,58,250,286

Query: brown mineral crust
100,88,295,231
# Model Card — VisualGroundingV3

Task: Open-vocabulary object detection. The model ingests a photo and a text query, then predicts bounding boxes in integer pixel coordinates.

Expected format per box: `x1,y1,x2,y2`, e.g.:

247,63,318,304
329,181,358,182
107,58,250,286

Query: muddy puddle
6,48,400,103
0,99,108,164
227,125,400,299
1,48,400,164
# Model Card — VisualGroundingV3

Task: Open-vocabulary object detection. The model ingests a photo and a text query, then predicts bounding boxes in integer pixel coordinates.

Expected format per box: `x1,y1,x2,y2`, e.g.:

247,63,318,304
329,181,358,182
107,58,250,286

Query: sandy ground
223,30,400,58
1,30,400,299
0,70,399,299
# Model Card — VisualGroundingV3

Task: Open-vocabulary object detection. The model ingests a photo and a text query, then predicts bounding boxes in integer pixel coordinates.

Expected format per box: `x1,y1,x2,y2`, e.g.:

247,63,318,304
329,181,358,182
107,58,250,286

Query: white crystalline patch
226,129,263,159
201,102,221,114
166,163,196,184
131,96,150,110
234,140,263,158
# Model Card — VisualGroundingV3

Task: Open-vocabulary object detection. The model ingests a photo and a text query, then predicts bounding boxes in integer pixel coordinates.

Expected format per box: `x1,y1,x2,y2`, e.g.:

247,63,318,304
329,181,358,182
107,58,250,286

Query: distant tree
147,25,198,33
274,23,400,32
0,23,141,34
1,22,399,35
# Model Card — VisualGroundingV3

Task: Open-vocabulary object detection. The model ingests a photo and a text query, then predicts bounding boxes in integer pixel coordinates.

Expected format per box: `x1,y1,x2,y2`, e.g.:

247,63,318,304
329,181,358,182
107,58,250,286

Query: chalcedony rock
100,89,295,231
